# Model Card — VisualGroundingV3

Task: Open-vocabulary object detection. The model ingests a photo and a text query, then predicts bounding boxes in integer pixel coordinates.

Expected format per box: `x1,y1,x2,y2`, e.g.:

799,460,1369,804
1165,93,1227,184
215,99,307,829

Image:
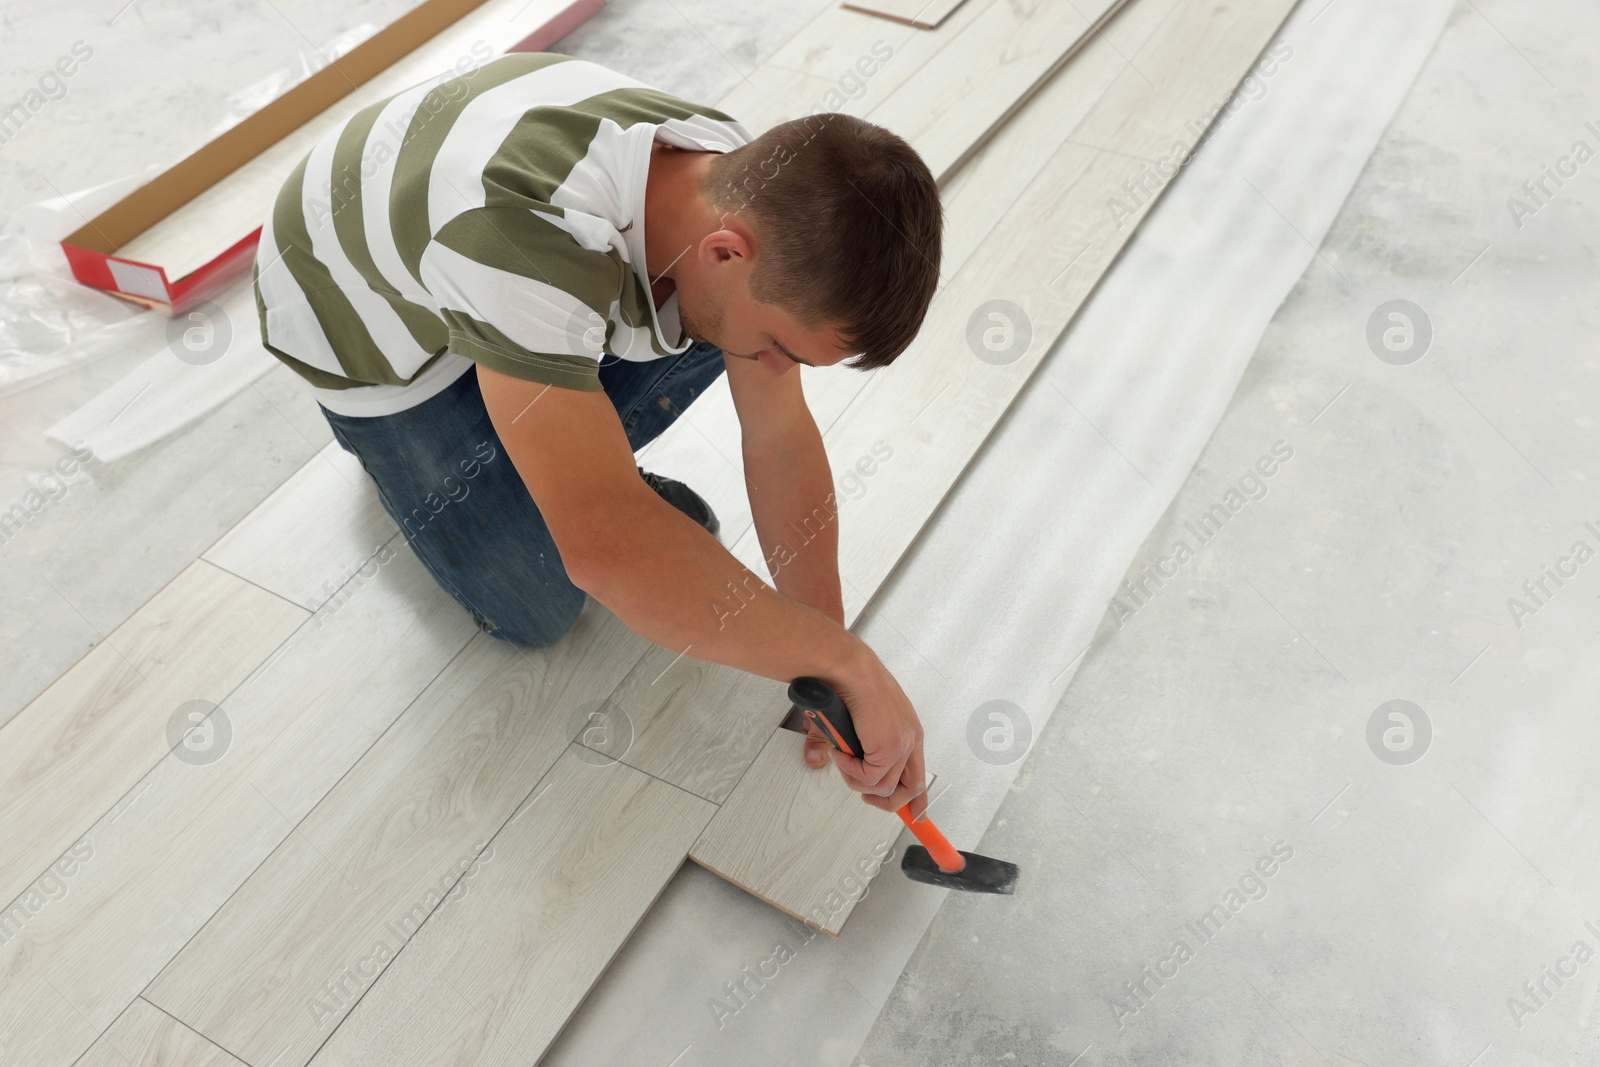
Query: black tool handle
788,677,863,759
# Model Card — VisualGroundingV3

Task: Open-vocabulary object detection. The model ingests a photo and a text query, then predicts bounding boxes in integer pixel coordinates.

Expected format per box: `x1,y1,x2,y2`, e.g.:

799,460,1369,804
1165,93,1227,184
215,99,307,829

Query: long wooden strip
74,998,248,1067
0,560,304,909
694,0,1301,933
304,746,715,1066
843,0,970,29
203,442,396,611
869,0,1129,179
0,550,476,1067
714,0,1000,138
145,605,649,1067
609,0,1176,807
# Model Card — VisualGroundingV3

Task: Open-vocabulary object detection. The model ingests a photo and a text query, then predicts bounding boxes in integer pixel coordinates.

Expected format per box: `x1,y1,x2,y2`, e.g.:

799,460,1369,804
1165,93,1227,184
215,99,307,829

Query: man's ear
700,221,756,267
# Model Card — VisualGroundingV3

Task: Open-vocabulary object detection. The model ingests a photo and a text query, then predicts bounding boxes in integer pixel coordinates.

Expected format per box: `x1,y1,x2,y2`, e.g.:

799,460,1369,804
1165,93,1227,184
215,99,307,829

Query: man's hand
822,648,928,819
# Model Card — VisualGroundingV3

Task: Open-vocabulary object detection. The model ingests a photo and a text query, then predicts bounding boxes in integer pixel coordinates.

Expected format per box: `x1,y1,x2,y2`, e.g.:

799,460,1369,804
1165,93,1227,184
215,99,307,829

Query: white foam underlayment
44,280,274,462
540,0,1457,1063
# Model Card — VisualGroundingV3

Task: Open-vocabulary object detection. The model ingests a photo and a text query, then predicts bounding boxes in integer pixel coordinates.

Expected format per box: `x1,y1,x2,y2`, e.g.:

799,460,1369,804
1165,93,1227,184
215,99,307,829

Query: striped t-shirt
253,52,752,417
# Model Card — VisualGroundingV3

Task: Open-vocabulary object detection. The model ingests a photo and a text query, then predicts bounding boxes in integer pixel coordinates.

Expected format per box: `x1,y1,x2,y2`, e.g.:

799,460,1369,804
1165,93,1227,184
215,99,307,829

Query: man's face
675,228,860,377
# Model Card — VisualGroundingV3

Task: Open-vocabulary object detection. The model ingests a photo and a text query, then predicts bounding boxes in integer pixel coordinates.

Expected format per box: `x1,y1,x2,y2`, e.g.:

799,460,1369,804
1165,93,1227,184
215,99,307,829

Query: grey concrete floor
856,2,1600,1064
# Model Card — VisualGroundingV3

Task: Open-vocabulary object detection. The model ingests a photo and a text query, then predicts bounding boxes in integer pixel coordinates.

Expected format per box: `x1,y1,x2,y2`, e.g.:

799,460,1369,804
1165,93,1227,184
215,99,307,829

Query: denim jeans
321,341,728,646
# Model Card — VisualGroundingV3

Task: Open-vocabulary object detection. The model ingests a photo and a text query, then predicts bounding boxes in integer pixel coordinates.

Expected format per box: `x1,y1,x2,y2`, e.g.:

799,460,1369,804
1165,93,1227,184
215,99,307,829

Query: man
254,52,941,816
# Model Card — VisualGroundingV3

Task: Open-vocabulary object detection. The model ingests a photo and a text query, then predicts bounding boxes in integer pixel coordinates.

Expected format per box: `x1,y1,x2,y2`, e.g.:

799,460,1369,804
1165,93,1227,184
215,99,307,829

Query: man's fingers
902,743,929,819
830,748,909,797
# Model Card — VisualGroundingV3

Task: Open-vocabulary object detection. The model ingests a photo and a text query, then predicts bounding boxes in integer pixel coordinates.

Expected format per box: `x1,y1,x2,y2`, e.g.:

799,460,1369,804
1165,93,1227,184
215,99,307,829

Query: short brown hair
704,113,942,369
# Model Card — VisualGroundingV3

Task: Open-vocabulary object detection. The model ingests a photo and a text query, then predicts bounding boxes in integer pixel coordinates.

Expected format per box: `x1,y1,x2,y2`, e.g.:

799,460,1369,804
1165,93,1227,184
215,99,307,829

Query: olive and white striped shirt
253,52,751,417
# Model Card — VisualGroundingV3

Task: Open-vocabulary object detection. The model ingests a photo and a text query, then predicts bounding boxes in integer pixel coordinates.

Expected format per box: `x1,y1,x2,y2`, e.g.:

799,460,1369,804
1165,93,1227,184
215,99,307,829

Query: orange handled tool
789,677,1018,895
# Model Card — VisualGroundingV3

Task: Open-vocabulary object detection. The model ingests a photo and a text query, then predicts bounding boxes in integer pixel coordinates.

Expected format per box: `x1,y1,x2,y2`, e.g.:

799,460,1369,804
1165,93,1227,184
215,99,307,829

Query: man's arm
723,350,845,625
476,365,926,815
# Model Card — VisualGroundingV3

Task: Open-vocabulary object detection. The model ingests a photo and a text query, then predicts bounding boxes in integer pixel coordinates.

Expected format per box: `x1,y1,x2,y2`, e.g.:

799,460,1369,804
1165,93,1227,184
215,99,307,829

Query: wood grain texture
0,560,304,910
689,730,925,935
935,0,1182,280
203,442,395,611
74,998,248,1067
842,0,969,29
118,0,588,277
695,0,1300,931
868,0,1130,179
304,745,715,1067
582,649,792,803
715,0,998,139
146,603,649,1067
0,550,475,1067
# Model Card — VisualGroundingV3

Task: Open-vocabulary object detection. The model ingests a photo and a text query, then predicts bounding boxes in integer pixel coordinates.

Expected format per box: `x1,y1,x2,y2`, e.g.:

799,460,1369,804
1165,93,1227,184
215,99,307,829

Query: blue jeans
321,342,728,646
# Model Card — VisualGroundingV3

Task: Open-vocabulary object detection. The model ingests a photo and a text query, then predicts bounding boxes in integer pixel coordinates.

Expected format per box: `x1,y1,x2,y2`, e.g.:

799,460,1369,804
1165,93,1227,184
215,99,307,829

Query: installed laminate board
0,550,475,1067
203,441,395,612
118,0,594,278
0,559,304,910
579,650,792,803
695,0,1301,932
842,0,969,29
304,745,715,1067
146,603,648,1067
74,998,247,1067
616,0,1179,803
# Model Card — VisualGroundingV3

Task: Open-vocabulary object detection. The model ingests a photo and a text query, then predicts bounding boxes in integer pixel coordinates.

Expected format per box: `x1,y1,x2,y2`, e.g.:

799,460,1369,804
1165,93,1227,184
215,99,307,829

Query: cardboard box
61,0,604,313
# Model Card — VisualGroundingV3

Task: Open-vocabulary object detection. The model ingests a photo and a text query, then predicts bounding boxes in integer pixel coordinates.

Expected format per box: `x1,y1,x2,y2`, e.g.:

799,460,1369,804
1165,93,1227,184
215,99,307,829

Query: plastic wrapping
0,24,377,397
0,174,165,397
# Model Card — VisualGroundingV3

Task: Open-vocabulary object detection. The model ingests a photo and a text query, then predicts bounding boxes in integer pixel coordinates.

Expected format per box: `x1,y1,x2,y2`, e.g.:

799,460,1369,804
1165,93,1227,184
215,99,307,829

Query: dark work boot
639,467,720,539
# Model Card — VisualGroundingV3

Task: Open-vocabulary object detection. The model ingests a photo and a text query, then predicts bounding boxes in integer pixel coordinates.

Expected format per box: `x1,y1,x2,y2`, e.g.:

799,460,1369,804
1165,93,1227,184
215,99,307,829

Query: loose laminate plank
74,998,248,1067
145,603,650,1067
0,550,475,1067
868,0,1130,179
694,0,1302,931
0,559,304,909
304,746,715,1067
842,0,970,30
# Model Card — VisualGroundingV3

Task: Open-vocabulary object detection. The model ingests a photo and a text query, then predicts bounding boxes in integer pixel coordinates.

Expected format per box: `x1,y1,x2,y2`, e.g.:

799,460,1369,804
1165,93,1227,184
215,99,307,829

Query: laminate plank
118,0,594,279
579,652,791,803
843,0,969,29
145,603,650,1067
935,0,1180,281
0,549,475,1067
688,729,931,935
74,998,247,1067
694,0,1300,931
613,0,1180,799
203,441,395,612
867,0,1130,179
303,746,715,1067
0,560,305,910
714,0,998,138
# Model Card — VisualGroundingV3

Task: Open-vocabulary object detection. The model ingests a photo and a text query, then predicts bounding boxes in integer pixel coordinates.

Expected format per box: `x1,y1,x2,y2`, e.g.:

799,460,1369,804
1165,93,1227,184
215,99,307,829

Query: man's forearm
742,418,845,625
574,483,863,685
